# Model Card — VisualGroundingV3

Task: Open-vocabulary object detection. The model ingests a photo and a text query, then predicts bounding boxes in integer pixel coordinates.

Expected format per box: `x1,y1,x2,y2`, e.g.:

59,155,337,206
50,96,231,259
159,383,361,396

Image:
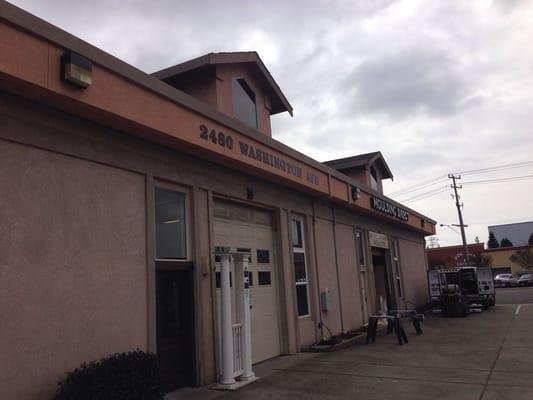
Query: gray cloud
345,48,471,118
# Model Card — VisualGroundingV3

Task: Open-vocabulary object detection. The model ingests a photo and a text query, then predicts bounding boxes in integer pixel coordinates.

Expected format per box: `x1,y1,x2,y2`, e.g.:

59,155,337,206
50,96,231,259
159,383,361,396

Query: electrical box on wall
320,289,331,312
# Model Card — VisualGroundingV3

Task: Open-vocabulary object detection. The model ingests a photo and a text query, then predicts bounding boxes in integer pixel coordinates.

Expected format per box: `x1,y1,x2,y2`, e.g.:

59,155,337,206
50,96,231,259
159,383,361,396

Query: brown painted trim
192,186,204,385
206,190,220,380
274,208,291,354
155,261,193,271
331,207,345,333
286,210,301,351
311,201,325,340
304,213,320,344
146,175,157,353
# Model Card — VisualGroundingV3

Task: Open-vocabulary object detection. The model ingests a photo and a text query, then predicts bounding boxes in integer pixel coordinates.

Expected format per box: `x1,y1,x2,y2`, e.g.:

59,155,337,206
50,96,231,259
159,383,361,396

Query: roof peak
152,51,293,116
323,151,393,180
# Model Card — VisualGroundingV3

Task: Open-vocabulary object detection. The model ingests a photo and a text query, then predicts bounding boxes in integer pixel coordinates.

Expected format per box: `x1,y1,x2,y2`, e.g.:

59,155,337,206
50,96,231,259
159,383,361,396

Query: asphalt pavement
496,286,533,304
168,303,533,400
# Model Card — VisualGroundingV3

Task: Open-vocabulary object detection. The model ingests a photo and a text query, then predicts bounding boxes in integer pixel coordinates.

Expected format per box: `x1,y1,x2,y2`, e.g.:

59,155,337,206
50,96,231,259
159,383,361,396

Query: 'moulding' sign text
370,196,409,222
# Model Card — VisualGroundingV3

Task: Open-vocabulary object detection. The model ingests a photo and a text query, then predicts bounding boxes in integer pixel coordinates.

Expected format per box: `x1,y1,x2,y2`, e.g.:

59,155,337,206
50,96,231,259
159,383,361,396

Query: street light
439,223,460,235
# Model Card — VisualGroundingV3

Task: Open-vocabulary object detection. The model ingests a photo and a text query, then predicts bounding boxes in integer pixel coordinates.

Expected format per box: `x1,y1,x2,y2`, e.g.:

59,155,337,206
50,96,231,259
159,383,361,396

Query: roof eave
152,52,293,116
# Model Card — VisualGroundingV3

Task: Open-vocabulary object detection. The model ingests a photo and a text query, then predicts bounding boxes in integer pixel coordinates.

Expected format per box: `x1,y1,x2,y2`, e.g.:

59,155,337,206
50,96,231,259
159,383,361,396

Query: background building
482,246,533,276
488,221,533,247
426,243,485,269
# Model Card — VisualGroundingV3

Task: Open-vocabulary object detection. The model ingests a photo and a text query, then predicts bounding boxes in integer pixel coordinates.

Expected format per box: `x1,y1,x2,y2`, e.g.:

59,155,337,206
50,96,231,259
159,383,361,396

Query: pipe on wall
331,206,345,333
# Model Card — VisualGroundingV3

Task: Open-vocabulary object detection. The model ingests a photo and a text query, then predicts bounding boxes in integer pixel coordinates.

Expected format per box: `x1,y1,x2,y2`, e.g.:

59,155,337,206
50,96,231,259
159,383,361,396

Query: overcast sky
9,0,533,247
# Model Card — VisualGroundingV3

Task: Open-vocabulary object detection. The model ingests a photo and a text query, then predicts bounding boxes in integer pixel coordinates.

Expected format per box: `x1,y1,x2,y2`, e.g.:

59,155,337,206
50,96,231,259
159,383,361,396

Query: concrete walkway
168,304,533,400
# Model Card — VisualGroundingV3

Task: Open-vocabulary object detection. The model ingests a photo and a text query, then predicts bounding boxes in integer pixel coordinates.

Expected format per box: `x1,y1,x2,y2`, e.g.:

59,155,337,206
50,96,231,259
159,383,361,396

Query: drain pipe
332,206,345,333
311,200,325,341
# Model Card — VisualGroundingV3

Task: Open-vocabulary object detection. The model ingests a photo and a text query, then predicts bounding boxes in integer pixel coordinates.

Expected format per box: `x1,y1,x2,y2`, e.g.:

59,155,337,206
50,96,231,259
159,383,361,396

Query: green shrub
53,350,164,400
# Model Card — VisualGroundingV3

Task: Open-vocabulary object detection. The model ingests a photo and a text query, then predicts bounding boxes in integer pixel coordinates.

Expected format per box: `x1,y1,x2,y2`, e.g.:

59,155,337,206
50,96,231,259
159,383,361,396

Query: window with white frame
291,218,310,317
391,238,403,297
155,187,187,259
355,230,366,268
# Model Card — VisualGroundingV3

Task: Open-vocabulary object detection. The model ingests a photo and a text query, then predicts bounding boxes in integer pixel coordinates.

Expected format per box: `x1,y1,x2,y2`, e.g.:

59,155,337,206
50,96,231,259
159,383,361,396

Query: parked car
518,274,533,287
494,274,518,288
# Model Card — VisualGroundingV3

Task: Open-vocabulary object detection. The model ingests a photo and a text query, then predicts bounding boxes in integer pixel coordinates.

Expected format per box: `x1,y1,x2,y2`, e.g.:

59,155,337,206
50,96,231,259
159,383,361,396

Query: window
355,230,366,267
291,219,303,248
258,271,272,285
155,187,187,259
257,249,270,263
292,218,310,317
370,166,379,191
392,238,403,298
248,271,254,287
232,78,257,128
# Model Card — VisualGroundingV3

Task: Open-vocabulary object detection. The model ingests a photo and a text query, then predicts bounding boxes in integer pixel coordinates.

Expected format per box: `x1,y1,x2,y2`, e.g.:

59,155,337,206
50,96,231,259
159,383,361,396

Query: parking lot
170,303,533,400
496,286,533,304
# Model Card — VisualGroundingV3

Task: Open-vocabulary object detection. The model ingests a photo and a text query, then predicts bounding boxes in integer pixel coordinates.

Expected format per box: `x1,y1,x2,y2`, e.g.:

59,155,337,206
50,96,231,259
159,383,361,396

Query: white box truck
428,266,495,317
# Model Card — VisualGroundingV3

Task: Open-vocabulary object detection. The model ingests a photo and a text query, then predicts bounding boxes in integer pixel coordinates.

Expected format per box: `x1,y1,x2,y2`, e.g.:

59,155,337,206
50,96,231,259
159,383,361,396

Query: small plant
53,350,163,400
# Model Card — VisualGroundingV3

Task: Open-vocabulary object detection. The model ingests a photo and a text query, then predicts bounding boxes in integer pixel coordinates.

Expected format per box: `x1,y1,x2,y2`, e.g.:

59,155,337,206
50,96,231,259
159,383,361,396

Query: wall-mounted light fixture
60,51,92,88
350,186,361,201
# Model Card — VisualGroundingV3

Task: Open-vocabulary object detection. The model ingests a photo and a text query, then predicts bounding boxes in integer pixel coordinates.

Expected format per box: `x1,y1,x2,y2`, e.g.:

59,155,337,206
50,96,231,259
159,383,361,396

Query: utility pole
427,236,440,248
449,174,469,264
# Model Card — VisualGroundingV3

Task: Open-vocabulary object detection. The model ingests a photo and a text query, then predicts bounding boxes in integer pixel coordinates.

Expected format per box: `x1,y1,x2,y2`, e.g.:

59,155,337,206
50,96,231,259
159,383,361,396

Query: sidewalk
167,304,533,400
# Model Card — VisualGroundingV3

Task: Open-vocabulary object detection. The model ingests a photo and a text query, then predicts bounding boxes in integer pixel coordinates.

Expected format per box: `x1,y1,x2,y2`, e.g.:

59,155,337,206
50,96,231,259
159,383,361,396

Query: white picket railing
232,323,243,377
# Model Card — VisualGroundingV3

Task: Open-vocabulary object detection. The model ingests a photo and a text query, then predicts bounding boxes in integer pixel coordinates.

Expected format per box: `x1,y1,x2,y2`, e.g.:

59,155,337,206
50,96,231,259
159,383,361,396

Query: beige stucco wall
483,249,526,275
0,140,147,400
335,223,364,331
397,238,429,308
0,91,433,393
314,218,343,335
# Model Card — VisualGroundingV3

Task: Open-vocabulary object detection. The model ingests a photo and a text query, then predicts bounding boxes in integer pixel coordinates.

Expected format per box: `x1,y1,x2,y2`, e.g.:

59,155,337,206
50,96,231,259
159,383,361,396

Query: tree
500,238,514,248
468,253,493,268
487,232,499,249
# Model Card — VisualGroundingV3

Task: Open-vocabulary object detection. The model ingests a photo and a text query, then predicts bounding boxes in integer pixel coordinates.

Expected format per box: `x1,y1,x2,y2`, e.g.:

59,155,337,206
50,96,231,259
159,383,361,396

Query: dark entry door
156,270,193,392
372,249,393,311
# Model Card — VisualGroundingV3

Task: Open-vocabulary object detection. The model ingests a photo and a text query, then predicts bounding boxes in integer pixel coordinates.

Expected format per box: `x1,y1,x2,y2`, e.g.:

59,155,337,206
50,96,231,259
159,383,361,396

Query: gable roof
323,151,394,180
152,51,293,116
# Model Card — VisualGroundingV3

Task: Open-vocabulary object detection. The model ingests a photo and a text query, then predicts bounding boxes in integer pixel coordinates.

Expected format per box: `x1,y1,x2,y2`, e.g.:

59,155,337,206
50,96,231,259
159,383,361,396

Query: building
0,2,436,399
482,246,532,276
426,243,485,269
488,221,533,247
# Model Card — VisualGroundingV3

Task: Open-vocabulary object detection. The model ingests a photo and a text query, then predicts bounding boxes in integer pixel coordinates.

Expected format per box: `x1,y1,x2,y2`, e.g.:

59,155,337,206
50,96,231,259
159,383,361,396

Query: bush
53,350,164,400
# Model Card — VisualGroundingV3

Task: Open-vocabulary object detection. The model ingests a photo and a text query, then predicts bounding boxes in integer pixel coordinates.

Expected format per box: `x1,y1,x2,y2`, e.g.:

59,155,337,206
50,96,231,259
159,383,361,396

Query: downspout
332,206,345,333
311,200,325,341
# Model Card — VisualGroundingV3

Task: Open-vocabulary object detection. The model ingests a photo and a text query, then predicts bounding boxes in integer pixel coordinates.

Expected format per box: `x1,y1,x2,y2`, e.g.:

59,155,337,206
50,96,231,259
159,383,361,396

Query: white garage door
214,200,281,364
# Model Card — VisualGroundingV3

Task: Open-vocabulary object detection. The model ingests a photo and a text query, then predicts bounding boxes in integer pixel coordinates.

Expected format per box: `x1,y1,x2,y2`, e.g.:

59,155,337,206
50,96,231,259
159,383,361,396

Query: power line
462,216,533,226
401,186,450,204
388,175,448,196
457,160,533,176
388,160,533,197
462,174,533,185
